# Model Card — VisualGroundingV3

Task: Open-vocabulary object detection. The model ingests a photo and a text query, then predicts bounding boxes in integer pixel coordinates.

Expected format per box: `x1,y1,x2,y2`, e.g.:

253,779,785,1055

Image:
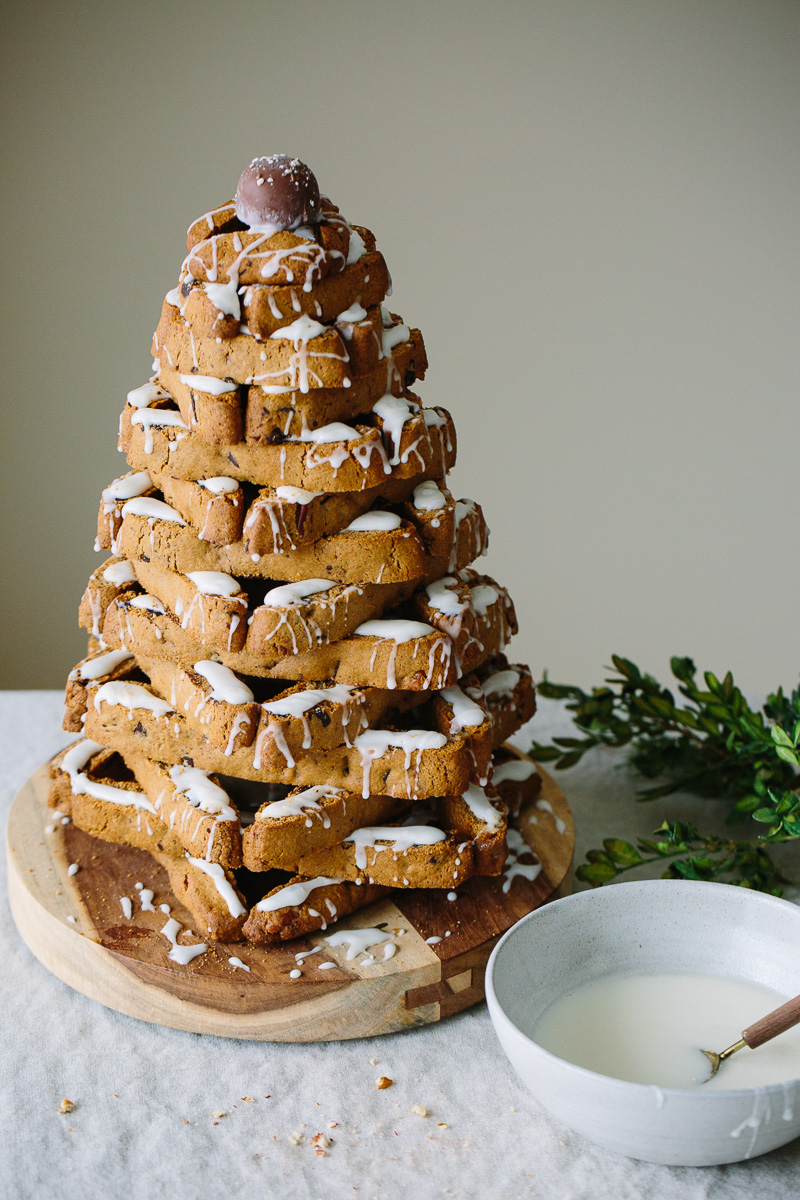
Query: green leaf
602,839,643,866
733,794,761,813
576,862,618,885
775,745,800,768
753,808,780,823
772,726,794,748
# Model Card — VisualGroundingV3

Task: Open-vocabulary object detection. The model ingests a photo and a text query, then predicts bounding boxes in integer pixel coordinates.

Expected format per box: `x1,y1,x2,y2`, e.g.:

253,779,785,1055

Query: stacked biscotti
51,156,541,946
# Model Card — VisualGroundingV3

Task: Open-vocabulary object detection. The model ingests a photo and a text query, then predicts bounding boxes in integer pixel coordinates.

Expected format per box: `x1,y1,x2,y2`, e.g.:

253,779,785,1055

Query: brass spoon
702,990,800,1081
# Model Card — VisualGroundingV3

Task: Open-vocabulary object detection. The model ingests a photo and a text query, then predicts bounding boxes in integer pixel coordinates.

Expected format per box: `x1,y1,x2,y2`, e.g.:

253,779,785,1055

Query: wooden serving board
7,757,573,1042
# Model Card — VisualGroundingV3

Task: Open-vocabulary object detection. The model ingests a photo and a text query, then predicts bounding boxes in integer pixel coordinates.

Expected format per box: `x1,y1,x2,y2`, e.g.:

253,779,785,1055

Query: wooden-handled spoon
702,991,800,1081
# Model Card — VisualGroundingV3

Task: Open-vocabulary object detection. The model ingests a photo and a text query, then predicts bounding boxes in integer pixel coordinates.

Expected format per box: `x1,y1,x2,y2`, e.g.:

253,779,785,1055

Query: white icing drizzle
274,484,323,504
502,827,543,892
120,896,133,919
256,876,343,913
179,373,236,396
93,681,173,718
256,785,344,826
536,798,567,835
204,279,241,319
412,480,447,512
354,618,435,641
128,594,166,614
439,685,484,732
228,956,250,972
102,471,152,503
121,496,187,525
336,301,368,324
469,583,499,616
481,669,520,698
461,783,503,832
354,618,438,689
294,421,360,444
380,310,410,358
160,916,207,965
127,381,170,408
270,313,326,341
193,660,255,705
130,409,189,454
345,825,446,870
425,577,467,617
323,927,393,961
372,394,417,465
354,729,448,798
185,855,246,917
346,227,366,266
186,570,244,598
61,738,157,814
102,560,137,586
167,764,237,820
74,649,133,682
262,684,355,719
197,476,239,494
345,511,402,532
492,759,537,785
262,578,334,607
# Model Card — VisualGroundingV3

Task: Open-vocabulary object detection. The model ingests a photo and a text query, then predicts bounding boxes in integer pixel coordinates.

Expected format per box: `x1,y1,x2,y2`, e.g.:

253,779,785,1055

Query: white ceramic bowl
486,880,800,1166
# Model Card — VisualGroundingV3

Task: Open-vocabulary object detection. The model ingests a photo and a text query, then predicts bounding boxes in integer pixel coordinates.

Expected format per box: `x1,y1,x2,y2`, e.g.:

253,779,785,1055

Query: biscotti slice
78,556,139,639
65,647,137,732
474,655,537,747
97,470,157,553
123,752,243,866
148,472,246,547
241,876,389,944
49,740,186,858
242,785,411,871
151,849,247,942
118,397,454,490
292,783,507,887
491,747,543,817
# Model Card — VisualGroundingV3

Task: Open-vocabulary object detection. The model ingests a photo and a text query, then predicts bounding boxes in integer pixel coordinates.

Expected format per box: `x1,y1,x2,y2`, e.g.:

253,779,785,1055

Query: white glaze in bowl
485,880,800,1166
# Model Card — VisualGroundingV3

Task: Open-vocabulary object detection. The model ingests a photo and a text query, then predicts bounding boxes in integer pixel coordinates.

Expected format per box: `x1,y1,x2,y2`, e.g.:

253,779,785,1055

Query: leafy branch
530,656,800,893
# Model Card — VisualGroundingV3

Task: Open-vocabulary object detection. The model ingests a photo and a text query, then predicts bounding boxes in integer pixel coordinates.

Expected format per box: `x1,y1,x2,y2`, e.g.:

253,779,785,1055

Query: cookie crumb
509,1106,516,1112
369,1057,378,1065
376,1076,393,1090
211,1110,226,1119
289,1130,303,1146
310,1133,330,1150
328,1120,338,1128
241,1096,255,1102
58,1099,74,1114
438,1122,448,1128
411,1105,428,1117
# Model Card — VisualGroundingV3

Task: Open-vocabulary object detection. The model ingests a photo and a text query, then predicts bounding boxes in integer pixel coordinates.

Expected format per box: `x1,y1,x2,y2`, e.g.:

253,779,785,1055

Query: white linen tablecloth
2,690,798,1200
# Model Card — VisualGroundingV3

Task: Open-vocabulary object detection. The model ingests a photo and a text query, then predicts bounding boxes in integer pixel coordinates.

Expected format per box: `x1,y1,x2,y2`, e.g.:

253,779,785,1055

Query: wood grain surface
7,756,573,1042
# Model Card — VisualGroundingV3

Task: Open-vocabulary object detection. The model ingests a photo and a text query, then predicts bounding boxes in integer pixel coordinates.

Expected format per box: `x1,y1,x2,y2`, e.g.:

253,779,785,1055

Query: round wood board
7,756,573,1042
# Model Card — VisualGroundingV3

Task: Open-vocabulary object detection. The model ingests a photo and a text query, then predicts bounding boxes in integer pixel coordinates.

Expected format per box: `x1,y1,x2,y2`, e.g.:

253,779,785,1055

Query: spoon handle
743,992,800,1050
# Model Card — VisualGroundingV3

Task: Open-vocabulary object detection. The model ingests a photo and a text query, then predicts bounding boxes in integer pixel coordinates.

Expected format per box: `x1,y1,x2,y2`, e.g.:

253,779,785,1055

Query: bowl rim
486,878,800,1099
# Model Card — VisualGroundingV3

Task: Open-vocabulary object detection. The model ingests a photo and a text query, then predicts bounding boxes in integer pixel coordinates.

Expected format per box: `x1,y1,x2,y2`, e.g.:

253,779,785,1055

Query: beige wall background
1,0,798,692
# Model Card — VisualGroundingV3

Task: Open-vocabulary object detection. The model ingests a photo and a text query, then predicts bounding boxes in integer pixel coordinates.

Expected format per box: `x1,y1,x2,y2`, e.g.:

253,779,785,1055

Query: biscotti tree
51,155,543,950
